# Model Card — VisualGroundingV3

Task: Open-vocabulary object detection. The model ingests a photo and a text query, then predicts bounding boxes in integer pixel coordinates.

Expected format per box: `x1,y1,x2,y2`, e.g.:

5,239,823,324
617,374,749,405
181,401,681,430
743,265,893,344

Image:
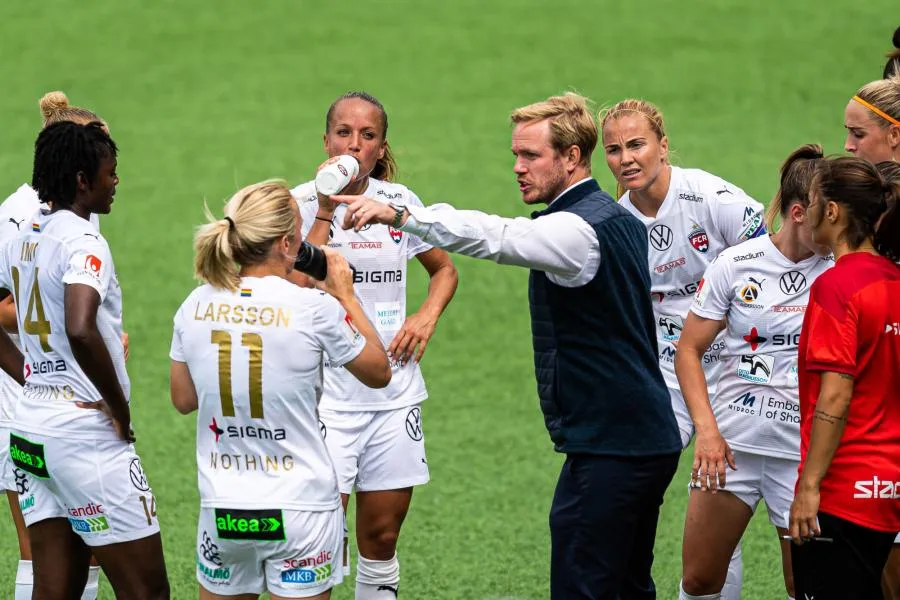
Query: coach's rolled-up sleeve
402,204,600,287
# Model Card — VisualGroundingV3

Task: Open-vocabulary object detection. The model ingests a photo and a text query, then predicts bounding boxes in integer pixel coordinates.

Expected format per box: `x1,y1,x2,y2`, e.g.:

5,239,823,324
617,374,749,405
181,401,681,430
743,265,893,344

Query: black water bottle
294,241,328,280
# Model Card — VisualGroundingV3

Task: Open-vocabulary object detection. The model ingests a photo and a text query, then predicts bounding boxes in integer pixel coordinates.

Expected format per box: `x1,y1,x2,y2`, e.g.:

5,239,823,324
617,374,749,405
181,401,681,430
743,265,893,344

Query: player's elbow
365,360,392,389
64,316,95,348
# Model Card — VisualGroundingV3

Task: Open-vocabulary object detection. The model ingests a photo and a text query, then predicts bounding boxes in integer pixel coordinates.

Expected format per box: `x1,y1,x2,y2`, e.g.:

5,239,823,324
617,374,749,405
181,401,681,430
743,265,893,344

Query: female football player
291,91,458,599
0,90,110,600
675,145,830,600
601,98,767,600
789,156,900,600
171,180,391,599
0,121,168,599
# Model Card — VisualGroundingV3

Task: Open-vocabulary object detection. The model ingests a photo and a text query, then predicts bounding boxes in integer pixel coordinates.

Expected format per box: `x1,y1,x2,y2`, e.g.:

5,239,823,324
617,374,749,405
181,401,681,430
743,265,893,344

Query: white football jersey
0,185,101,424
293,178,432,411
170,276,365,510
692,235,832,460
619,166,766,391
0,209,126,440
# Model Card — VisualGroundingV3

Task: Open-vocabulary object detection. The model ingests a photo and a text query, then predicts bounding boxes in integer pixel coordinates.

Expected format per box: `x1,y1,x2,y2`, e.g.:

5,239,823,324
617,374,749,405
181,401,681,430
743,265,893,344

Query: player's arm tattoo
814,409,847,425
838,373,854,380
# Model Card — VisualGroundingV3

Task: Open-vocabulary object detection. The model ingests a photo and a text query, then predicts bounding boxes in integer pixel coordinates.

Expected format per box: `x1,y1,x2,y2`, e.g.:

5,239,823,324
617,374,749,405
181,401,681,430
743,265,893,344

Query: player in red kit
789,156,900,600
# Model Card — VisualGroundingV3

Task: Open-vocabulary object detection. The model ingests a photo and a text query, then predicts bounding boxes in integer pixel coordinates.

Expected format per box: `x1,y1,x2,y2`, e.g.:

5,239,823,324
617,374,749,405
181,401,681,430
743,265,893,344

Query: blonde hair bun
39,91,70,120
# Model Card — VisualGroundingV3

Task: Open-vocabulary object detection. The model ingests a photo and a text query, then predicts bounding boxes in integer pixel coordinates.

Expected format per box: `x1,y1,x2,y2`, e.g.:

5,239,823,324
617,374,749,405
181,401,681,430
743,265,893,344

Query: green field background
0,1,894,598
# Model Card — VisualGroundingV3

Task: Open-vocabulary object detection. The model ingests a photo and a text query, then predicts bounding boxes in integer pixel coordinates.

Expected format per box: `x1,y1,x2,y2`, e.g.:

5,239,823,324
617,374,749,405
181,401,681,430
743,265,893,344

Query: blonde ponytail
193,181,298,292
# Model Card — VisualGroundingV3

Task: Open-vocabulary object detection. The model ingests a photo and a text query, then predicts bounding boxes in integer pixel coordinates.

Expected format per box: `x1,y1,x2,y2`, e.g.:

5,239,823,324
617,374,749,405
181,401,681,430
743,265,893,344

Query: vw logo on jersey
388,226,403,244
649,224,673,251
779,271,807,295
687,223,709,253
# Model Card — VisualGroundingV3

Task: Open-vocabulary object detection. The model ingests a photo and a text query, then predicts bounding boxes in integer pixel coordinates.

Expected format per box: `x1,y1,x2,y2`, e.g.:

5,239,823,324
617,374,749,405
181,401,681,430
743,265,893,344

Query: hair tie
224,216,236,231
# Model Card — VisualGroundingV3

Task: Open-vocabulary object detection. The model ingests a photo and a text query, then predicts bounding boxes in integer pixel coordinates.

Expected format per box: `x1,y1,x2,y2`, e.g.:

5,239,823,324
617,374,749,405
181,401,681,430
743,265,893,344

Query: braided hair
31,121,117,207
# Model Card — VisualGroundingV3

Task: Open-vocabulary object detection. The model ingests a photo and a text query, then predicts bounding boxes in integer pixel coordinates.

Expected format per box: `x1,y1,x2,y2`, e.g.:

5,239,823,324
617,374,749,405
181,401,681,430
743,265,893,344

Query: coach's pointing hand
333,195,403,232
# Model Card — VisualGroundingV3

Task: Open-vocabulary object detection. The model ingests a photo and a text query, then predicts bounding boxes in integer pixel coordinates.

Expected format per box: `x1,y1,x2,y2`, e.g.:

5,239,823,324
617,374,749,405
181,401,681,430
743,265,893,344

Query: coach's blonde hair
38,91,103,127
855,76,900,128
510,93,597,168
598,99,668,198
194,181,298,292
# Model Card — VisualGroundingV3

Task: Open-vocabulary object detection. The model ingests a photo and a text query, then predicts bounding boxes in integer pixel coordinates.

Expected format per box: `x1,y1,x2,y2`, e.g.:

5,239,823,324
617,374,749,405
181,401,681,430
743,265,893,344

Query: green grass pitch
0,1,894,597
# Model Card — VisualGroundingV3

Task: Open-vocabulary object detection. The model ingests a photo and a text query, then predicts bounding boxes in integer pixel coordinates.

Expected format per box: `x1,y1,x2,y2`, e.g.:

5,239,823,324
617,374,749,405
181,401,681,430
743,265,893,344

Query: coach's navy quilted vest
528,179,680,456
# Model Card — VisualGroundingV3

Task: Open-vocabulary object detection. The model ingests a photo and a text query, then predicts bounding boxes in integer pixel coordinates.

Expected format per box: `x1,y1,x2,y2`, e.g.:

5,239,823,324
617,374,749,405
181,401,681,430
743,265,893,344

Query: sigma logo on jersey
654,257,685,274
737,354,774,383
351,267,403,284
779,271,807,295
653,280,701,304
388,226,403,244
738,211,766,241
687,223,709,253
24,359,67,379
282,551,334,585
208,418,286,442
649,224,673,251
658,315,683,342
678,191,704,203
853,477,900,499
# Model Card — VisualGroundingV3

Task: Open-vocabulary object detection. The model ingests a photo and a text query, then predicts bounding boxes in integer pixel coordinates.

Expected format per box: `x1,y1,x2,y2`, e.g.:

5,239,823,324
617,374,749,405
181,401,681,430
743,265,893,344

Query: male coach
334,93,681,599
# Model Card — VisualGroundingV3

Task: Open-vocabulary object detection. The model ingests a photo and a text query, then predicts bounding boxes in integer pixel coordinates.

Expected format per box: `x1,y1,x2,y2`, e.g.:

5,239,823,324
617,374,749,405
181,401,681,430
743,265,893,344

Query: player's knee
360,525,400,558
681,569,726,596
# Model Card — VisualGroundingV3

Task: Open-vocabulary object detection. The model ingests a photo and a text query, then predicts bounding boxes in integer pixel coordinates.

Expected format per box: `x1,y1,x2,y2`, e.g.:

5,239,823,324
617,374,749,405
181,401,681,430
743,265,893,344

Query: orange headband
853,95,900,127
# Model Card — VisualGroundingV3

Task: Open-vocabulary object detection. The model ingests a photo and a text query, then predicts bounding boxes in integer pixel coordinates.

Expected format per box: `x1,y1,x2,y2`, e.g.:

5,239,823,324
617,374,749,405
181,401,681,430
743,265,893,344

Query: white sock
80,565,101,600
356,553,400,599
14,560,33,600
679,580,721,600
721,542,743,600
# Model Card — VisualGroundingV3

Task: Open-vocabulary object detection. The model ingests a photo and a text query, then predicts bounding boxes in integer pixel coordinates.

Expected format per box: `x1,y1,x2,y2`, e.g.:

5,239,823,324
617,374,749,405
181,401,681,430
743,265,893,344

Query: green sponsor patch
9,434,49,478
214,508,285,541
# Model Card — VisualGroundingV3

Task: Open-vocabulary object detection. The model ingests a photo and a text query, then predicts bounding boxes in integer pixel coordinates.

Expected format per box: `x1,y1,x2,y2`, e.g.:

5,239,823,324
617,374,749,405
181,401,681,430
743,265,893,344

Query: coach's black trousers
791,511,897,600
549,452,679,600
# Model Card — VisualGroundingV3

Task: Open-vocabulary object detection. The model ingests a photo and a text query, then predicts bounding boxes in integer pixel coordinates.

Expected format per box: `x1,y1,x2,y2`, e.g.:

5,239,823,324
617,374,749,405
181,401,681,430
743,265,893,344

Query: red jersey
798,252,900,532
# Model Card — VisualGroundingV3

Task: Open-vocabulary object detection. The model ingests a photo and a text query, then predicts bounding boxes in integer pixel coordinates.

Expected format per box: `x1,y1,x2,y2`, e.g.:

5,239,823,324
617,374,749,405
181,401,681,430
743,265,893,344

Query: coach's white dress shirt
401,178,601,288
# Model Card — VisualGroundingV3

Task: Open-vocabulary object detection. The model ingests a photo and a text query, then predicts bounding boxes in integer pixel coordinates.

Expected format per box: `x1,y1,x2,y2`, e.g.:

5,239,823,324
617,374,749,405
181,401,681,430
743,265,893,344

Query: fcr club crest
688,224,709,253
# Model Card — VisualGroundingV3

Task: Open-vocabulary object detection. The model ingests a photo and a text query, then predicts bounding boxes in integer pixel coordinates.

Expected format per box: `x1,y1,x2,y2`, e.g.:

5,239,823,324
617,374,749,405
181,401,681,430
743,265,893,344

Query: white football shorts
196,505,343,597
319,404,429,494
9,430,160,546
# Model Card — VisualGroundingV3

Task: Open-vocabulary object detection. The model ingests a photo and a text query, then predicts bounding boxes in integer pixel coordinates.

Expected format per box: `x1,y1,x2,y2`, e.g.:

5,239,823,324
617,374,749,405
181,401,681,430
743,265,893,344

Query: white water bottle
315,155,359,196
